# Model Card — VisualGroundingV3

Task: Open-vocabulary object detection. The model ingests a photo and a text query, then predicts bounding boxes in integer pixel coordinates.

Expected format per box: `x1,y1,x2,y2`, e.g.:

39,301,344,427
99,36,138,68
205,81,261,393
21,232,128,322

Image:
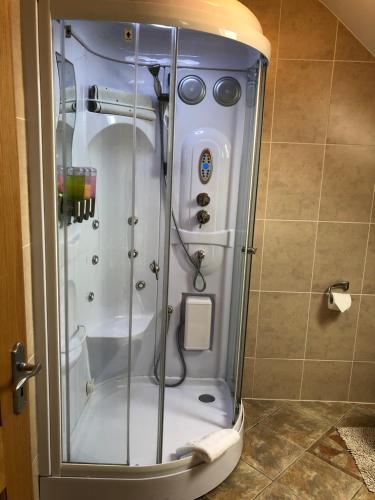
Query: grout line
245,357,368,363
270,141,375,147
271,141,326,146
299,20,339,400
249,289,365,296
278,57,375,64
251,0,283,398
347,185,375,401
255,218,375,225
258,219,370,224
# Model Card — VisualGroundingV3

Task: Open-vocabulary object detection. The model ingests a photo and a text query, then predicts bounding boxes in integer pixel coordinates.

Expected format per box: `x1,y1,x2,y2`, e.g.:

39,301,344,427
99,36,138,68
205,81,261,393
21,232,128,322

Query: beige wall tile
267,144,324,220
253,359,303,399
279,0,337,60
363,226,375,294
17,117,30,246
354,295,375,361
262,221,316,292
319,145,375,223
23,244,34,359
328,62,375,146
242,358,255,398
250,220,264,290
244,0,281,58
335,23,375,62
301,361,351,401
245,292,259,357
349,363,375,403
256,292,309,358
306,294,359,360
273,61,332,143
312,222,368,293
255,143,270,220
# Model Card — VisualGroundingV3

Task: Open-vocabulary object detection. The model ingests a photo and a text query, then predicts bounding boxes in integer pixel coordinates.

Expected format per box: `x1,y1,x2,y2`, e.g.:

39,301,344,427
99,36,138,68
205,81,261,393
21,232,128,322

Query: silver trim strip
156,27,179,464
233,58,267,416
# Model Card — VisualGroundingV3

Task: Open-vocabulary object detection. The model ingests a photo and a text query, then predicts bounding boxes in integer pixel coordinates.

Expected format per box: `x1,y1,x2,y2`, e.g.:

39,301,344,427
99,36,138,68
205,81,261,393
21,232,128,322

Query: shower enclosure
27,1,270,498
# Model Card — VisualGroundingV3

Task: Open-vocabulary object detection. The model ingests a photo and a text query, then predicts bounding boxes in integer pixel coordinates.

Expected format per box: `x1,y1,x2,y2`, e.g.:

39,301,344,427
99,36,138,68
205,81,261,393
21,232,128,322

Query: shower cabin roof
50,0,271,60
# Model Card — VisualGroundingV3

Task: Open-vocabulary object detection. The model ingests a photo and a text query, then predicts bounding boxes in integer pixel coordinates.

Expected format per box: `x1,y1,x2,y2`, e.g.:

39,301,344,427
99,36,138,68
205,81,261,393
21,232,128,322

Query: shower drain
199,394,215,403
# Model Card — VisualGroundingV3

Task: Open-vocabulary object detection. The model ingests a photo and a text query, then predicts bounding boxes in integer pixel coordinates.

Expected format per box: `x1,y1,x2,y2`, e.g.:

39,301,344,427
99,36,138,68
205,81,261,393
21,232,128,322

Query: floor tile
255,481,298,499
353,485,375,499
278,452,362,499
205,460,271,499
338,405,375,427
309,427,362,480
242,423,304,479
242,399,284,429
287,401,351,423
261,404,332,448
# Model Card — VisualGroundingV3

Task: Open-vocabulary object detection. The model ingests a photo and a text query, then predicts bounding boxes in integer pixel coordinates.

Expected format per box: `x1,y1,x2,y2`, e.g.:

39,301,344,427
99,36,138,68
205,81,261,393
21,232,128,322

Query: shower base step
70,377,233,465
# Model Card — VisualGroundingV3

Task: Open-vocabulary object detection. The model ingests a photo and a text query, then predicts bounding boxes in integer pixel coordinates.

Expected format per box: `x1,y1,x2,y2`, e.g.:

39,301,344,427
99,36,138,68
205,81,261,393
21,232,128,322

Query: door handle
11,342,42,415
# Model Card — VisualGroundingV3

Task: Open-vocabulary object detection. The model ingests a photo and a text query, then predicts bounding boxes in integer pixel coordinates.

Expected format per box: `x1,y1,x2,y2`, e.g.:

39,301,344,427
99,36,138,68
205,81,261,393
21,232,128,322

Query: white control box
184,296,212,350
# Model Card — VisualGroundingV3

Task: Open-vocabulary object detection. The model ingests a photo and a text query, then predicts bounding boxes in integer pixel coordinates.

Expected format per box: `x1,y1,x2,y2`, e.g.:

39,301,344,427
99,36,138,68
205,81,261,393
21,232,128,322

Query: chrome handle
15,361,42,392
150,260,160,280
12,342,42,415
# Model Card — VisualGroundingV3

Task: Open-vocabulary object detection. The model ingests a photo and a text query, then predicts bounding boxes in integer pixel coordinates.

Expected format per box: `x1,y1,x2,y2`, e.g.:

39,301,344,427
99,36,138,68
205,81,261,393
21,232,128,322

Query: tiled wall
10,0,39,497
241,0,375,402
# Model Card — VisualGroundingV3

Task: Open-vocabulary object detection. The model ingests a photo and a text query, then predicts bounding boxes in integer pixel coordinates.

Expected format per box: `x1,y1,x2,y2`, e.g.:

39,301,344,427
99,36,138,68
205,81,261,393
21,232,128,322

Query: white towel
175,428,240,463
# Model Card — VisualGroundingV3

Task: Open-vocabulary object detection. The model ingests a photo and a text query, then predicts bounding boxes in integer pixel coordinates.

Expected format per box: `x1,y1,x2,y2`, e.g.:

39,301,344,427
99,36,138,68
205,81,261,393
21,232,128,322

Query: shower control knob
135,281,146,291
196,210,210,227
196,193,210,207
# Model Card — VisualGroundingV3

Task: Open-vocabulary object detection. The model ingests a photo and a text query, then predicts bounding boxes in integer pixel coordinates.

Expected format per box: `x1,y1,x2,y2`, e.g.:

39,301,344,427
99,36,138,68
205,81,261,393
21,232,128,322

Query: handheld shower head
148,64,162,98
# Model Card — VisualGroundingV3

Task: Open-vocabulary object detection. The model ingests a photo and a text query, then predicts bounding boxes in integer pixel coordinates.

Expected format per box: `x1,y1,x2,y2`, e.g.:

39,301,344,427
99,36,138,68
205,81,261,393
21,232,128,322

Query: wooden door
0,0,34,498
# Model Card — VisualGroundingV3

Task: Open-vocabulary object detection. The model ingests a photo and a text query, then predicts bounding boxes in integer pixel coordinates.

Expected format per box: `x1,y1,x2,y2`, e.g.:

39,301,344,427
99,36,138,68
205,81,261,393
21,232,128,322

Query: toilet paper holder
327,281,350,304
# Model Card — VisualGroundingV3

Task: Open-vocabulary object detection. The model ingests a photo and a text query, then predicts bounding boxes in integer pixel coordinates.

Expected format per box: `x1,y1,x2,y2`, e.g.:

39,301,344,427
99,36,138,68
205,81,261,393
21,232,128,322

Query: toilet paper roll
328,292,352,312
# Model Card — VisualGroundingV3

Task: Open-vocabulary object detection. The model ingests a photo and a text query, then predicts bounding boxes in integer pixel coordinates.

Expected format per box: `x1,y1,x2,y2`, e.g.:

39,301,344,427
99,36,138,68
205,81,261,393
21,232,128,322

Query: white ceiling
320,0,375,56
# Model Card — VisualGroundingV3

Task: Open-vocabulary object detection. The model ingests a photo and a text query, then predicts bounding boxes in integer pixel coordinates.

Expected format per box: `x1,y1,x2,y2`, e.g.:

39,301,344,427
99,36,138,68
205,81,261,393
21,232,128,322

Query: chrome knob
128,216,139,225
197,210,210,227
196,193,210,207
135,281,146,291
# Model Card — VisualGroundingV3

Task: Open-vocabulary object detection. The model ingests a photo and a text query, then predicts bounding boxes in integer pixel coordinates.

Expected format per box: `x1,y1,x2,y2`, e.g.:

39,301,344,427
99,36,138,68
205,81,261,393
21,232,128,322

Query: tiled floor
201,400,375,499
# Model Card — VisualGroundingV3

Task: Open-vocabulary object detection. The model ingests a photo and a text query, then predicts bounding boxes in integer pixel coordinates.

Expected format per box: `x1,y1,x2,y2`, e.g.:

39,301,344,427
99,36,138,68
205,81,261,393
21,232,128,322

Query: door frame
0,0,35,497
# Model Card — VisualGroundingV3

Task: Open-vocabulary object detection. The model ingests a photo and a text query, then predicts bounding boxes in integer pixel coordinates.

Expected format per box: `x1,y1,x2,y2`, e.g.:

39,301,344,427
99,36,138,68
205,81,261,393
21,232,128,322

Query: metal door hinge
241,246,257,255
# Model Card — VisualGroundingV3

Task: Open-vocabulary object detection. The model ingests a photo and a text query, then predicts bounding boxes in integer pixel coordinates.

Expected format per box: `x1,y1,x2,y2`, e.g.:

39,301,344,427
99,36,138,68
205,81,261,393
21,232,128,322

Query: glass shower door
55,18,177,467
226,58,267,418
55,19,139,465
128,23,177,465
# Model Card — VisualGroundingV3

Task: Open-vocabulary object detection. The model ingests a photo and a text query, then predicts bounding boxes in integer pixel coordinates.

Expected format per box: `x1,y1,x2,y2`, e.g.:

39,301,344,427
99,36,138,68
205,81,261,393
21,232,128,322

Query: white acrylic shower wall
166,67,247,379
